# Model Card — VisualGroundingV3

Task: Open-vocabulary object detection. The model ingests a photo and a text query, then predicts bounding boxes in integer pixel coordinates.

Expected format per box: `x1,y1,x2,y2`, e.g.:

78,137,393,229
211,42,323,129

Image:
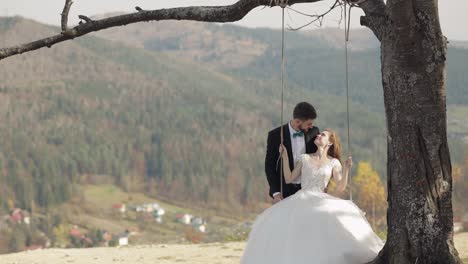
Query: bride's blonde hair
324,129,342,162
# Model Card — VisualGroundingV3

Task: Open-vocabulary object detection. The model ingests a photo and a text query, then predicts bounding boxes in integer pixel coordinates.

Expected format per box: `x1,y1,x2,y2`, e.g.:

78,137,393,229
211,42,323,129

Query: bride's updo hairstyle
325,129,342,162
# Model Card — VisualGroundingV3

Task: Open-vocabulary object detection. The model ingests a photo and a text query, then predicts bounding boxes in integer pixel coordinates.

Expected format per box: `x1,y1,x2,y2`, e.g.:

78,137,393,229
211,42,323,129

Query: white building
197,225,206,233
118,236,128,246
177,214,193,225
155,216,163,223
154,208,165,216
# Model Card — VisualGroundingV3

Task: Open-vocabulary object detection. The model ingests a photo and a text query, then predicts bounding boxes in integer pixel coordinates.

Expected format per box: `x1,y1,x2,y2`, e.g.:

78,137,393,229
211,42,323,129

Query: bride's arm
280,146,302,184
332,157,353,194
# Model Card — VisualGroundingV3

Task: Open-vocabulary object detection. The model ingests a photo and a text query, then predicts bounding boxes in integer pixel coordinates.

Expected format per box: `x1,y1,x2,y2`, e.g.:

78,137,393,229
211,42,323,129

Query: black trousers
283,183,301,198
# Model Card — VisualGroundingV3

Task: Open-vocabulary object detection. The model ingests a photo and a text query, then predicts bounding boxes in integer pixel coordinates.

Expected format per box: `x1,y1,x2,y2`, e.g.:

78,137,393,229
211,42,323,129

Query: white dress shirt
273,121,306,198
288,121,306,184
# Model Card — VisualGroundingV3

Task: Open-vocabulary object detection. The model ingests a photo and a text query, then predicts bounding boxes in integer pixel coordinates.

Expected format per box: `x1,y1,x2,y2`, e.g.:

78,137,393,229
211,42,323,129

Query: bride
241,129,384,264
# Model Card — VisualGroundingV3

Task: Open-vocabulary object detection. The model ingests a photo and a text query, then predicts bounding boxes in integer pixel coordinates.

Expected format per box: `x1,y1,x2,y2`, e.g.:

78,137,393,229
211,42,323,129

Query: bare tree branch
61,0,73,33
0,0,323,61
1,0,385,61
287,0,342,30
78,15,93,23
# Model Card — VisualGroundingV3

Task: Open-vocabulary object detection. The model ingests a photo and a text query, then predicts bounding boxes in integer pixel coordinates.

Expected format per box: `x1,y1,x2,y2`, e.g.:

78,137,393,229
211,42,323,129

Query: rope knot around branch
340,0,368,6
270,0,289,8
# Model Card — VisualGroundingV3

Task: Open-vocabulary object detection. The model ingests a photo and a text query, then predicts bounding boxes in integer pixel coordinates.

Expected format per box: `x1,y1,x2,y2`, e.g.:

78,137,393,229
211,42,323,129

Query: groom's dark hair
293,102,317,120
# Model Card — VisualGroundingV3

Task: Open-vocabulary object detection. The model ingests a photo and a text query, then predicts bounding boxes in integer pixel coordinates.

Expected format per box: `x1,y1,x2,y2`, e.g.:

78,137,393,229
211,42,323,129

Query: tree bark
361,0,462,263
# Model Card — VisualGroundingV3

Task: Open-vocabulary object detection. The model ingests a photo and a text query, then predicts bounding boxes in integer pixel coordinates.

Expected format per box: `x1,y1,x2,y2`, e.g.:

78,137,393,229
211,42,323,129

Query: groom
265,102,319,204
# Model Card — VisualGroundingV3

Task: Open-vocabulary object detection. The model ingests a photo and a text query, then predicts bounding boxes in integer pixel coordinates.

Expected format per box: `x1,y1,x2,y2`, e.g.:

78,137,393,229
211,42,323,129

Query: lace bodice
299,154,342,192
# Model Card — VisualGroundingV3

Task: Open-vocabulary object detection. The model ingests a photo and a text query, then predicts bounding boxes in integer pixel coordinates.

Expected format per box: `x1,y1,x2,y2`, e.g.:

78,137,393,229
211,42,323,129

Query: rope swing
343,0,352,201
342,0,368,200
277,0,288,198
275,0,359,200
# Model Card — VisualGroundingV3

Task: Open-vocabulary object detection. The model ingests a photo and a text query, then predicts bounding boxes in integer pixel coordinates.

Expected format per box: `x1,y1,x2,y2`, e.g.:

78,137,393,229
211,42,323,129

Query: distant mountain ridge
92,16,468,107
0,16,467,217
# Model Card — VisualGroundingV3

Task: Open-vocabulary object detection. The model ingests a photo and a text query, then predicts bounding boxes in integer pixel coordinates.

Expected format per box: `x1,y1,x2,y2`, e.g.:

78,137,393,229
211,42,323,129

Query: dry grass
0,242,245,264
0,232,467,264
455,232,468,263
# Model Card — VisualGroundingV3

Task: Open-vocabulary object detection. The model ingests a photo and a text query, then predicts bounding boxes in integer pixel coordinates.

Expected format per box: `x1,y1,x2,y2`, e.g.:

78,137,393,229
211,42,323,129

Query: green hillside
1,16,467,213
102,21,467,111
0,16,397,212
118,21,468,158
0,15,467,254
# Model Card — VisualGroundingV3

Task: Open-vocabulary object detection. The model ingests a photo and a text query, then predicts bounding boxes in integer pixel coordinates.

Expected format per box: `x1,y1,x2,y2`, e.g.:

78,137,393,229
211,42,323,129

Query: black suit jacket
265,124,319,198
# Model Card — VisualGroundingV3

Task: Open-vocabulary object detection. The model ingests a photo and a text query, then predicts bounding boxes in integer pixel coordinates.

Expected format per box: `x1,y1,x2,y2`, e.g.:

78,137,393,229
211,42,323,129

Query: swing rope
342,0,368,201
276,0,357,199
278,0,287,198
343,0,353,201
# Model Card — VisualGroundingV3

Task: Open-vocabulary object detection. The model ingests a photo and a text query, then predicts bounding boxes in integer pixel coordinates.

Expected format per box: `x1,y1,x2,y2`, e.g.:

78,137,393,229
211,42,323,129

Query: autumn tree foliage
453,158,468,219
352,161,387,231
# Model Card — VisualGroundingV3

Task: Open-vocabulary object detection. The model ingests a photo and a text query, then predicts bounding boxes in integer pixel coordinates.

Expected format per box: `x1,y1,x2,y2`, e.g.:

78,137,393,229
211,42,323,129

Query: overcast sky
2,0,468,41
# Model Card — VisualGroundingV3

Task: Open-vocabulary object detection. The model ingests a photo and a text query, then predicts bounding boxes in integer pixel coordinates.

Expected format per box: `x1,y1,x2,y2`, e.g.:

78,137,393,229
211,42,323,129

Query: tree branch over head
287,0,342,30
61,0,74,33
284,0,386,39
0,0,326,61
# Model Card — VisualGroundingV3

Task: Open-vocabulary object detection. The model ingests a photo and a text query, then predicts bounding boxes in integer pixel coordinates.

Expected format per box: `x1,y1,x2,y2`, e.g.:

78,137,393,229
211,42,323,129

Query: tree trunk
369,0,462,263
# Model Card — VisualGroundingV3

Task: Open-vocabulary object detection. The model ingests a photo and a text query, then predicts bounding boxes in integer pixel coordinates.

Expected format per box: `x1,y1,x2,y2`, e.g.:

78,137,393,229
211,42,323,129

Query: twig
60,0,73,32
78,15,93,23
287,0,342,30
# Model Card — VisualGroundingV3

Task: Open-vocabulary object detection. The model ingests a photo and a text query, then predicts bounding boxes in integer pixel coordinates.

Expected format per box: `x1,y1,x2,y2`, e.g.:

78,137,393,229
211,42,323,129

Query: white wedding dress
241,154,384,264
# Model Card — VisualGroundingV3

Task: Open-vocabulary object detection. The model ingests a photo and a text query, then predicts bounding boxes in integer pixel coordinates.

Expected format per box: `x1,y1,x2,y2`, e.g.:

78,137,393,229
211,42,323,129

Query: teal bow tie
292,131,304,138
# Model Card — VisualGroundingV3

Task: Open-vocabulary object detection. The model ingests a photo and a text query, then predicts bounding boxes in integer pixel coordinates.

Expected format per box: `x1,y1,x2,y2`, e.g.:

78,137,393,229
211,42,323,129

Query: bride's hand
279,144,287,157
344,156,353,169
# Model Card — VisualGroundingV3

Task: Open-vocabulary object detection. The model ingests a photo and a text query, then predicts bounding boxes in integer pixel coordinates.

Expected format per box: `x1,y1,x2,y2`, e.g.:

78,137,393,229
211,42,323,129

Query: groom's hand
272,193,283,204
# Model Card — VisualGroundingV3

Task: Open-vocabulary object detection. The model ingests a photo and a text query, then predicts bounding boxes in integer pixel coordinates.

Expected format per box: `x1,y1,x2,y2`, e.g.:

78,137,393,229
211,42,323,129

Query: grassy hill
0,16,268,212
63,184,252,244
96,20,468,109
1,15,467,211
96,18,468,160
95,20,468,165
0,16,395,212
0,15,467,253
